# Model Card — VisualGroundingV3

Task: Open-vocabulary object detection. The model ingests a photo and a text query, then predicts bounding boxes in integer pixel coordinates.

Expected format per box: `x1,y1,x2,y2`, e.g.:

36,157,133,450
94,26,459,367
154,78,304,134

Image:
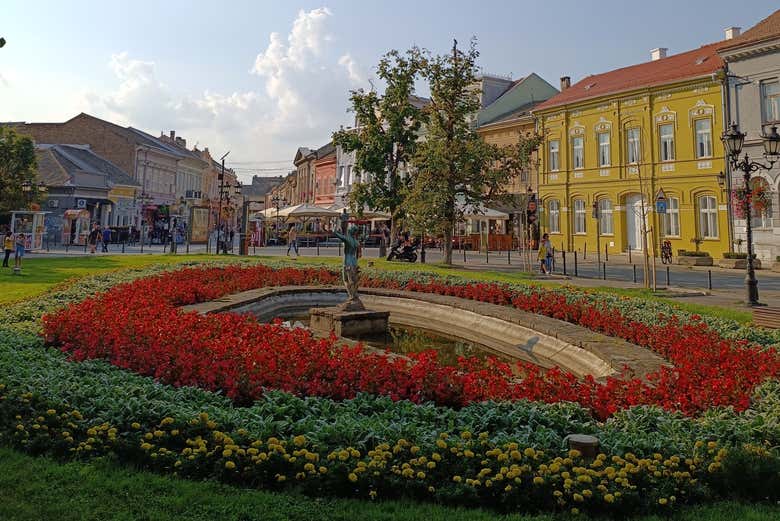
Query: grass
0,254,225,304
1,447,778,521
0,253,752,323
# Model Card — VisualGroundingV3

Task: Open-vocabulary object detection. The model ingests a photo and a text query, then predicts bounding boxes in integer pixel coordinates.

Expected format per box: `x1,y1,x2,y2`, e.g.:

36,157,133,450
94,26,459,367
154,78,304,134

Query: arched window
573,199,586,234
598,198,613,235
548,200,560,233
698,195,718,239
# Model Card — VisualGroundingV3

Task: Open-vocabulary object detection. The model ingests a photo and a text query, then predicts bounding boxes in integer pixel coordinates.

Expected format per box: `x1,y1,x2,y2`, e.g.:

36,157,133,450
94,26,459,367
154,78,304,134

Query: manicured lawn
1,448,778,521
0,254,224,304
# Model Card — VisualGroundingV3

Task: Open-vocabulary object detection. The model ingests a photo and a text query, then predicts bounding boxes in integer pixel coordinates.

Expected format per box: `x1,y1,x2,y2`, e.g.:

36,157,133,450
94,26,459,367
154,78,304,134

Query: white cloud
88,7,365,178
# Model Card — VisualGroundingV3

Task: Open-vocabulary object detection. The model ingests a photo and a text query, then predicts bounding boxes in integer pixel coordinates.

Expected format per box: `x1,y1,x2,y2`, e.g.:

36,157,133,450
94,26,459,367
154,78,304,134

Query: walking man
14,233,25,270
101,226,111,252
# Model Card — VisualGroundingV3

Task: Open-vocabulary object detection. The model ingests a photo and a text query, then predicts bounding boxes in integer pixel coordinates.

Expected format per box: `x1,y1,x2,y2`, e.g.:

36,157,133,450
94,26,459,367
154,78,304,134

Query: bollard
122,241,125,254
507,247,511,265
317,242,320,256
602,262,606,280
628,246,632,264
562,251,567,275
605,243,608,262
583,243,587,260
574,251,579,277
633,264,637,283
486,247,489,264
463,247,467,263
708,270,712,291
666,266,670,287
565,434,600,461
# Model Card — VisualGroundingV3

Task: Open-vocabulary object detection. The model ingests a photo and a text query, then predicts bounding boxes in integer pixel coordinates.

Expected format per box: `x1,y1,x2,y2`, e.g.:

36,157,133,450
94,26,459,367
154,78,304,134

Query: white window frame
659,123,675,162
548,200,560,233
549,140,560,172
663,197,680,237
698,195,718,239
597,132,611,167
626,128,641,164
572,137,584,169
694,118,713,159
762,80,780,123
573,199,586,234
598,198,613,235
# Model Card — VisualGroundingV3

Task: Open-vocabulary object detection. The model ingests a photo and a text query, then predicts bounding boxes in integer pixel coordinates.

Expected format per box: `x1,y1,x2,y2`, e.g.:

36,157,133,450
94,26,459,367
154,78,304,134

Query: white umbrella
327,204,389,220
460,203,509,220
278,203,341,219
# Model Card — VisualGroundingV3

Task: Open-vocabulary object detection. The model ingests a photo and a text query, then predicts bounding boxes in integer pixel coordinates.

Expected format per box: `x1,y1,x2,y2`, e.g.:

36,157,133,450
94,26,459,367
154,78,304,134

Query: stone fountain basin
182,286,667,380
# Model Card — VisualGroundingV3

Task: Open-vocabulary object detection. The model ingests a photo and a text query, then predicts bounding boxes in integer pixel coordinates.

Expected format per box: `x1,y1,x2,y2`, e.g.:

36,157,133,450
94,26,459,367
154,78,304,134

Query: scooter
387,241,418,262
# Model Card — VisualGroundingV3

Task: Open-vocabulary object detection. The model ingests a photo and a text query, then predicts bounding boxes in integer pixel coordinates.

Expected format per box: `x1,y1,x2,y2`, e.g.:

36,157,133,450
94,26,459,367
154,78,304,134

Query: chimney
560,76,571,91
724,26,741,40
650,47,668,61
175,137,186,148
169,130,175,140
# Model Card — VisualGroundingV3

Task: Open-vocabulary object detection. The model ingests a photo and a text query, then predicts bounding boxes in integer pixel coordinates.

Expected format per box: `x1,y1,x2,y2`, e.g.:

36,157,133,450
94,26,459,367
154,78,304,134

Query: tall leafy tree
333,47,426,245
0,127,39,216
409,39,521,264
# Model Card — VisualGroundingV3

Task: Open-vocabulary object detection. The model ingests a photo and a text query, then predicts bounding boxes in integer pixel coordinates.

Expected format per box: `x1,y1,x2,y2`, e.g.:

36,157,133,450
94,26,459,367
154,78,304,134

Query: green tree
333,47,426,245
0,127,39,215
409,39,526,265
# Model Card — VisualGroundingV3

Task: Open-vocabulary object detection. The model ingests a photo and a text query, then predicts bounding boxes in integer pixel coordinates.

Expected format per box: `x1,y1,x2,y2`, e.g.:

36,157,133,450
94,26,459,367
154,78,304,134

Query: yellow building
534,42,731,258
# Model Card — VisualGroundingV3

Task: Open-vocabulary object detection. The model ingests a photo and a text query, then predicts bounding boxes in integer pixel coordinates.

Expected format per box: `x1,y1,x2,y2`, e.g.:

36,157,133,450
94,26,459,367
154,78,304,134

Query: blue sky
1,0,777,181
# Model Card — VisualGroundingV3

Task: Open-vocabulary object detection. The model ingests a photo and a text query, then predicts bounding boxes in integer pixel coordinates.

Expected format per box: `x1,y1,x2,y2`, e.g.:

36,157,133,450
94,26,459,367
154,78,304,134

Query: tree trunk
443,225,453,265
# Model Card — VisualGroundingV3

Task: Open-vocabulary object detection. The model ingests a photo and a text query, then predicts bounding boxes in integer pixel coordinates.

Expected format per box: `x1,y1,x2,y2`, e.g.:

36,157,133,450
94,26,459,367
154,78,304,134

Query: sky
1,0,778,182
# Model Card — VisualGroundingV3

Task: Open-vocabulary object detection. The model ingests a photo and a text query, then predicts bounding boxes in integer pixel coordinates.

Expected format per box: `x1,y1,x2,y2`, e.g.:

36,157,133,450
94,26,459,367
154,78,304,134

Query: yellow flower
571,508,580,515
348,473,358,482
604,493,615,503
573,493,584,502
533,476,544,486
416,471,426,479
319,466,327,474
224,461,236,470
222,449,233,458
369,490,377,499
131,422,141,430
293,435,306,447
461,431,472,440
428,486,435,493
658,498,668,505
523,448,535,458
453,475,462,483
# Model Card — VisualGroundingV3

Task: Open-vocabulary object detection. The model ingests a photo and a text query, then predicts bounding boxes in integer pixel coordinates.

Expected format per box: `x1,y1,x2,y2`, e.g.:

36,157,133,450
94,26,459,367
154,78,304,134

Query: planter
676,255,713,266
718,258,762,270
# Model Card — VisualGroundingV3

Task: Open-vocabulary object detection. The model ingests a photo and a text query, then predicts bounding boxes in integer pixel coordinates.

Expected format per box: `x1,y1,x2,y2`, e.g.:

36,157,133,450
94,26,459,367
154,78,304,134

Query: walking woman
286,225,299,257
3,230,13,267
538,234,549,274
14,233,26,269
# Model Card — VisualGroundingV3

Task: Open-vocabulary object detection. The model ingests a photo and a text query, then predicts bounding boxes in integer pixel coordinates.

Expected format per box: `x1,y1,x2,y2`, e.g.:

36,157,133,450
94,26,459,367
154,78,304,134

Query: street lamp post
271,194,287,245
721,123,780,307
216,151,230,254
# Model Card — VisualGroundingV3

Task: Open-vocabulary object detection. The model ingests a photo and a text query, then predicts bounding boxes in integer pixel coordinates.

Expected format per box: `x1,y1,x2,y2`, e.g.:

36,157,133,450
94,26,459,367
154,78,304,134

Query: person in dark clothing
88,224,100,254
101,227,111,252
3,230,13,267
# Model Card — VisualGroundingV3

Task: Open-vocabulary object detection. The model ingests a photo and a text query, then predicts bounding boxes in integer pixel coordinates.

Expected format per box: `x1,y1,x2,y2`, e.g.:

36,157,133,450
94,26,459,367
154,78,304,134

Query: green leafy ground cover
2,448,778,521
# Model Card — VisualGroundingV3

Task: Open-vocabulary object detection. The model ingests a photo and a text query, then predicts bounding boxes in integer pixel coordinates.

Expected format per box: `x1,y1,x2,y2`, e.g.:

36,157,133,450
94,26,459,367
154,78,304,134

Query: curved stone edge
182,285,667,380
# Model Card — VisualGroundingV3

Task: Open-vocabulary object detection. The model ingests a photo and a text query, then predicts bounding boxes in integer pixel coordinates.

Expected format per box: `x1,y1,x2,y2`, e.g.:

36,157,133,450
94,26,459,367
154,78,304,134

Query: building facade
534,42,732,258
314,142,336,206
720,11,780,261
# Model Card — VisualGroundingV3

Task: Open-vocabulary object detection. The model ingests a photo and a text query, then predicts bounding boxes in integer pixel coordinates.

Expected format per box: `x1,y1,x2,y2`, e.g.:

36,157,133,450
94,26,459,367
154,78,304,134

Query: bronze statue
334,214,364,311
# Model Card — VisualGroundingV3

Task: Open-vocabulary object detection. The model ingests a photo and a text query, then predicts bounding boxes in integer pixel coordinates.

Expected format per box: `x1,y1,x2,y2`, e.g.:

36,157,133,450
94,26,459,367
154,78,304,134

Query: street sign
656,189,666,202
656,200,667,214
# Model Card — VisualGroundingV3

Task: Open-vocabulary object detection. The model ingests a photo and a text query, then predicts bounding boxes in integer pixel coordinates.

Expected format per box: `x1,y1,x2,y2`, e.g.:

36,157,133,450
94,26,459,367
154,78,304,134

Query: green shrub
678,250,710,257
723,252,748,259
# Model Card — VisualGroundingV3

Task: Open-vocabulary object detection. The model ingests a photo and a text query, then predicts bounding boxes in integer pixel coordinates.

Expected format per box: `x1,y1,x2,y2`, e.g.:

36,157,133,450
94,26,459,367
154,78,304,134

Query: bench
753,306,780,329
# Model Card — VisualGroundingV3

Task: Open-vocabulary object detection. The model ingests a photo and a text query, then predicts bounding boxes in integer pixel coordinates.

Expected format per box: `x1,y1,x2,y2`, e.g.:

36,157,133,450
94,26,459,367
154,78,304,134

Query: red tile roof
719,9,780,51
534,41,726,112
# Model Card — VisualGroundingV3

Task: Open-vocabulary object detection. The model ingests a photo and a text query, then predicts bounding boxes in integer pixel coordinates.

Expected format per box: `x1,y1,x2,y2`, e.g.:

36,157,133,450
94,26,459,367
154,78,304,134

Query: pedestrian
101,226,111,252
14,233,25,269
88,224,100,254
3,230,13,267
542,233,554,274
286,225,299,257
538,235,548,274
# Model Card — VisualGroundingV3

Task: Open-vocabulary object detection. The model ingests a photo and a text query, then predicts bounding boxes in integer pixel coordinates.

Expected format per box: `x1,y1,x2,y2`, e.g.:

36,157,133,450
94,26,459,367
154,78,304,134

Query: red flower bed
42,265,780,418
